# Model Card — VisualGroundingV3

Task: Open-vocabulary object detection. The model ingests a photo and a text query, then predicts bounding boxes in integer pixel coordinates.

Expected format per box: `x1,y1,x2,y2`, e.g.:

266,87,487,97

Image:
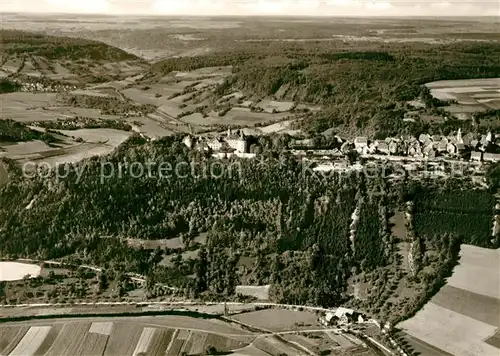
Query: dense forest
0,135,386,305
411,185,496,247
1,136,496,309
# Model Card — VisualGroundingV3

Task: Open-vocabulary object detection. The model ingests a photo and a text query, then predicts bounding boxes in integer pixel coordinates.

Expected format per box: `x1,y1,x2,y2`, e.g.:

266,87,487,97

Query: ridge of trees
0,119,58,144
1,30,142,62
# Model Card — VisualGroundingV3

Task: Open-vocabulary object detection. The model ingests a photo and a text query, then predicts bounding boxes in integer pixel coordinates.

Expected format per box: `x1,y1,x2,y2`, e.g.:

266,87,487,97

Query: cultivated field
0,317,252,356
56,128,132,147
0,262,41,281
0,52,145,83
126,117,174,139
446,245,500,299
8,326,52,356
426,78,500,115
233,309,318,332
0,128,131,170
0,304,387,355
399,245,500,356
0,93,63,122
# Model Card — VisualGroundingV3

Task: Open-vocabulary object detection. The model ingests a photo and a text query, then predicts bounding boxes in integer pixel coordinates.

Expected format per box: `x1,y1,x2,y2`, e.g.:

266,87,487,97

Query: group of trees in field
59,94,156,116
33,117,133,132
0,119,58,144
0,79,20,94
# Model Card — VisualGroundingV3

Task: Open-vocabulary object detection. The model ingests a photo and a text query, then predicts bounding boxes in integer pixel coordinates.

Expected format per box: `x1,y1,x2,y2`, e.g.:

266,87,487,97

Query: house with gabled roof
389,141,399,155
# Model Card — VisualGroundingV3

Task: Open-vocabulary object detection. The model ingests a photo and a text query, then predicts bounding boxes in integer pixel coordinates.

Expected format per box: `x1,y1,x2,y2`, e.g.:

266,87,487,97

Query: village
183,127,500,168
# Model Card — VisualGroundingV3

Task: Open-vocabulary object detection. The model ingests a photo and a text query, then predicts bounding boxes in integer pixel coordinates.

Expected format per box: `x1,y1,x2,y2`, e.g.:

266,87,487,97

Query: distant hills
1,30,141,62
2,29,500,137
0,30,148,85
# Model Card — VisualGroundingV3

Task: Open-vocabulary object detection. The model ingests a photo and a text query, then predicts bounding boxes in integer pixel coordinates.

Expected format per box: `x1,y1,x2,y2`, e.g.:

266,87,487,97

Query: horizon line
1,11,498,18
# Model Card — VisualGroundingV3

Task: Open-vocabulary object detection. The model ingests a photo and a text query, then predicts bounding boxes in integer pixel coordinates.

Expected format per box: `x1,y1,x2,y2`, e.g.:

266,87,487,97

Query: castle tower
457,128,463,144
487,131,493,142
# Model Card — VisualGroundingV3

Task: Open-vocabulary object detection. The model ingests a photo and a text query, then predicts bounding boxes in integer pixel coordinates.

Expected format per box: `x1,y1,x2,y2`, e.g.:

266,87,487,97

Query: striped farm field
142,329,174,356
205,333,247,351
0,316,255,356
166,330,184,356
0,326,29,356
186,332,208,355
103,323,144,356
44,323,90,356
88,322,113,336
132,327,156,356
8,326,52,356
73,331,109,356
400,245,500,356
33,325,63,356
179,331,194,354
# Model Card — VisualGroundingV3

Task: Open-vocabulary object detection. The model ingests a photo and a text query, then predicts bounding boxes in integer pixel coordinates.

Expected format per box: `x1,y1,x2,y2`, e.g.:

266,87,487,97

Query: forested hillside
1,30,148,85
151,41,500,136
0,119,58,143
1,136,497,310
1,30,141,62
0,135,387,304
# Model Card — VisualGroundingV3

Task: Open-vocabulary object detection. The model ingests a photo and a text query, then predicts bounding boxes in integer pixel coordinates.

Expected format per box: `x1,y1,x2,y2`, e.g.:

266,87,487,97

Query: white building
225,128,248,153
471,151,482,161
354,137,368,149
354,137,368,154
483,153,500,162
206,138,223,151
182,135,194,149
226,137,247,153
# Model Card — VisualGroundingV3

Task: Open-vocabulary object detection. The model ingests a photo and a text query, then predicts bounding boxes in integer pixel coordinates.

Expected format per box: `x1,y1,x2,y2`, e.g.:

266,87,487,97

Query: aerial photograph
0,1,499,355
